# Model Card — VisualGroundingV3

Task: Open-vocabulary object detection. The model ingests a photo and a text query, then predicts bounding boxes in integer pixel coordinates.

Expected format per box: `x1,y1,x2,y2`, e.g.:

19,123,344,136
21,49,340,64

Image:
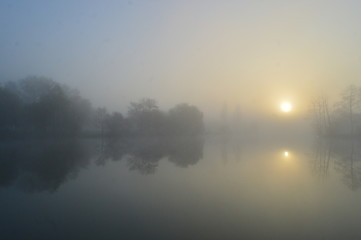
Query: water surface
1,136,361,240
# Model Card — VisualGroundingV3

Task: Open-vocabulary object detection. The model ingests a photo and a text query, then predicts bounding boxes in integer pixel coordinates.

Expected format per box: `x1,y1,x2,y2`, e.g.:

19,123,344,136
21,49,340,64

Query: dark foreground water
1,136,361,240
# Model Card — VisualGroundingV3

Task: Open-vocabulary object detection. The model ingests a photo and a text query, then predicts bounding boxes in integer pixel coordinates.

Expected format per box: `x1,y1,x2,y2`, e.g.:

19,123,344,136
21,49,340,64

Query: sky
2,0,361,118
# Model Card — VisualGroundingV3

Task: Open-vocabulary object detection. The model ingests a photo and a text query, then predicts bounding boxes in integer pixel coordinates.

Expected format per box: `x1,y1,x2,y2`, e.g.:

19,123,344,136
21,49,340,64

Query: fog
3,1,361,239
2,0,361,121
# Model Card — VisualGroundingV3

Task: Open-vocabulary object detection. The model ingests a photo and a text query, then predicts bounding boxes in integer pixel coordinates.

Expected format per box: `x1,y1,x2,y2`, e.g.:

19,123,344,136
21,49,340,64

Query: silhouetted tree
168,103,204,136
0,87,22,133
309,85,361,137
1,76,205,138
94,107,108,137
6,76,58,103
1,76,94,136
309,96,332,136
28,86,88,136
104,112,127,137
335,85,361,136
67,92,93,131
128,98,166,136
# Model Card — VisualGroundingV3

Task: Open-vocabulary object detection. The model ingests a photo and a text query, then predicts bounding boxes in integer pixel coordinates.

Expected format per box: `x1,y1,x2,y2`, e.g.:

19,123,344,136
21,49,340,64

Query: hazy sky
2,0,361,117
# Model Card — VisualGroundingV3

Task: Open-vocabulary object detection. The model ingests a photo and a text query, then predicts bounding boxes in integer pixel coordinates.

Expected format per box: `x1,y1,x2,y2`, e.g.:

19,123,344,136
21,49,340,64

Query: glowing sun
280,101,292,113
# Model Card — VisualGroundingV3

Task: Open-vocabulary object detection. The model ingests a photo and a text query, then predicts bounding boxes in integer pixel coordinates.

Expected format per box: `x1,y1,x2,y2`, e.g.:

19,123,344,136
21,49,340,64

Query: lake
1,135,361,240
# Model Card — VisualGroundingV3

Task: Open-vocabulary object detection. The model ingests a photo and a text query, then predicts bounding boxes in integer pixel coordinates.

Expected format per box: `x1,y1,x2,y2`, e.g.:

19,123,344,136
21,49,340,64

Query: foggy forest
2,1,361,240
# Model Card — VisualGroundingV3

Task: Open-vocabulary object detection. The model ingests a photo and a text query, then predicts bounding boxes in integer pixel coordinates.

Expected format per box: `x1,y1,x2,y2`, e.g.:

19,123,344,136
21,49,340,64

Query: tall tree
0,87,21,131
335,85,361,136
309,96,332,136
128,98,165,136
168,103,204,136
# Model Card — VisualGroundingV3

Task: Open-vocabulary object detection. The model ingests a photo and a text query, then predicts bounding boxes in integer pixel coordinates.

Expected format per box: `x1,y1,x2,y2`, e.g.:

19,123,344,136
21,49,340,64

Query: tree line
310,85,361,137
0,76,204,138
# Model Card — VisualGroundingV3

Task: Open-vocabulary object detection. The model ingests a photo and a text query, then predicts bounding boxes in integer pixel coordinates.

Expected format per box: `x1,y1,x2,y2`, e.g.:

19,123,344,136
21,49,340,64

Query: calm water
1,136,361,240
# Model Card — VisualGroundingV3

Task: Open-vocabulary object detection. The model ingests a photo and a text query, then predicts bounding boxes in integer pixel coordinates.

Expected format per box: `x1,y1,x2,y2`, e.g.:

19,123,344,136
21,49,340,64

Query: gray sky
1,0,361,118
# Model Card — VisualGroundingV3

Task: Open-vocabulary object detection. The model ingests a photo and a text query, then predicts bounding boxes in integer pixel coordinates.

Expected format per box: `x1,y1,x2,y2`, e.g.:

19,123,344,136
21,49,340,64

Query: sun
280,101,292,113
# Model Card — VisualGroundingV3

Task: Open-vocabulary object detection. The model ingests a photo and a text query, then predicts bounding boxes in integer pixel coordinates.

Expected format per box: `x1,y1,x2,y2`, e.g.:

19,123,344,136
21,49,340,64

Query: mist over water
2,0,361,239
2,137,361,239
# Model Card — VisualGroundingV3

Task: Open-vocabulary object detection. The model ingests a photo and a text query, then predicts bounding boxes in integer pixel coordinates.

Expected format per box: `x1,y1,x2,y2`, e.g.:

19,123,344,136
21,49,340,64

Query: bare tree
309,95,332,136
94,107,108,137
334,85,361,136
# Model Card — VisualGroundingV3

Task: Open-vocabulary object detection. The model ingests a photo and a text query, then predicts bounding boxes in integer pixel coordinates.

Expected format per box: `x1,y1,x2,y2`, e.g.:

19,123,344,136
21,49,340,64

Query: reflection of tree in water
0,140,91,192
232,139,242,162
96,139,129,166
333,140,361,190
99,137,204,174
167,137,203,168
218,135,243,164
0,137,204,193
311,138,361,190
126,139,166,175
220,135,229,164
21,142,91,192
310,138,333,180
0,148,20,187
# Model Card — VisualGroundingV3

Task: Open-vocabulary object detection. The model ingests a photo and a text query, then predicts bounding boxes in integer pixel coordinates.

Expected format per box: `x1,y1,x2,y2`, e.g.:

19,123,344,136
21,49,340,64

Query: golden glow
280,102,292,112
282,151,291,161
